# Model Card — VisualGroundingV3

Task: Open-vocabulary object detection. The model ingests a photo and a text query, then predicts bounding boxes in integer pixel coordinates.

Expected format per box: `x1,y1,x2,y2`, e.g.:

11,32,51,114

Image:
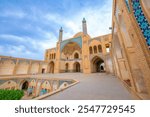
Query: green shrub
0,89,24,100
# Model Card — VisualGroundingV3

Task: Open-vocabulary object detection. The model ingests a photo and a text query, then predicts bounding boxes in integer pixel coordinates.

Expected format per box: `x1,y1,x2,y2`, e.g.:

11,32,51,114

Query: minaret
59,27,63,42
82,18,87,35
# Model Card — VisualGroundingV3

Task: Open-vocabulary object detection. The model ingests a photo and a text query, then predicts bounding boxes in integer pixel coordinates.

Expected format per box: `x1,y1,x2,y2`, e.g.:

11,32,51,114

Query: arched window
98,45,102,53
94,46,97,54
105,44,110,53
74,53,79,59
54,53,56,59
52,54,53,59
89,46,93,54
49,54,51,59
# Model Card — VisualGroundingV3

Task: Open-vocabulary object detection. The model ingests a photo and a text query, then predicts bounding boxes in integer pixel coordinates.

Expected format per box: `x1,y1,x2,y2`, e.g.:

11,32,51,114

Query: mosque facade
44,18,113,74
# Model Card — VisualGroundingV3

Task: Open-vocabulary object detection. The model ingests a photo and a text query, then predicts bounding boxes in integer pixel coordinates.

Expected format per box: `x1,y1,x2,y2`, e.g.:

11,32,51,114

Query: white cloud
44,0,112,39
0,10,26,18
0,45,35,59
0,0,112,60
0,33,56,59
0,34,24,42
69,0,112,37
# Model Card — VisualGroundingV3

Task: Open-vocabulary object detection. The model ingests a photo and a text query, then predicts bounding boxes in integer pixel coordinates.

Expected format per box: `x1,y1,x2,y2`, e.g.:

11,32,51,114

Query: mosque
0,0,150,99
44,18,113,74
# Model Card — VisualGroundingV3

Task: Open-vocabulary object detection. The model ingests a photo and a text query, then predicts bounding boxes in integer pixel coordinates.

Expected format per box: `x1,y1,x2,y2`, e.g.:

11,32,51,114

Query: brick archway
91,56,104,73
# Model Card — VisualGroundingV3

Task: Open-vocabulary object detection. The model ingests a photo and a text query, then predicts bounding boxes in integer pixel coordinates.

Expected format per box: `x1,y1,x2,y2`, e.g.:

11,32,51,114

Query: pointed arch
73,62,80,72
93,46,97,53
49,61,55,73
74,52,79,59
91,56,105,73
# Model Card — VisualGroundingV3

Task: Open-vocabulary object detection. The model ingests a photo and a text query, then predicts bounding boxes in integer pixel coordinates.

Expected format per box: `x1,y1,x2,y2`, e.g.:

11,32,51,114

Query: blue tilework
132,0,150,48
60,36,82,51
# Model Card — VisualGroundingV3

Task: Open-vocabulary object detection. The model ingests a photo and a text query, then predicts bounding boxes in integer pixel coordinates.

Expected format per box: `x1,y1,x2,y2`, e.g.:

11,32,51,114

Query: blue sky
0,0,112,60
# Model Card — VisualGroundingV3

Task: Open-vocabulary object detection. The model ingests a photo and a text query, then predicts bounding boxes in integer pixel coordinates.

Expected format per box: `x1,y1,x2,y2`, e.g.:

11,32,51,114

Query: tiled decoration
131,0,150,49
125,0,130,12
60,36,82,51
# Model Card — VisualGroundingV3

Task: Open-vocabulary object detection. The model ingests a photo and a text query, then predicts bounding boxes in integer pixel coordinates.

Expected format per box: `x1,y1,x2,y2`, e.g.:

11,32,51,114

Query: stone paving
36,73,137,100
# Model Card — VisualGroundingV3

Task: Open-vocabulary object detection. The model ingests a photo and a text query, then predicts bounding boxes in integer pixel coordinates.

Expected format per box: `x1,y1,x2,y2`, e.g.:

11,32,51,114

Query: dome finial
59,27,63,42
82,17,86,23
60,27,63,32
82,18,87,35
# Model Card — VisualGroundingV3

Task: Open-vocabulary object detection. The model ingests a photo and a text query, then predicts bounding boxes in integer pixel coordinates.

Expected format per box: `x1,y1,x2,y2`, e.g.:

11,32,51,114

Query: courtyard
33,73,138,100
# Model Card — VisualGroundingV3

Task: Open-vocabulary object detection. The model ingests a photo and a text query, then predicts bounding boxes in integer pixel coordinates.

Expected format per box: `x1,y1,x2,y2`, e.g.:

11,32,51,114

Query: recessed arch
89,46,93,54
60,36,82,52
74,52,79,59
0,80,17,90
65,63,69,72
98,44,102,53
61,42,82,56
73,62,80,72
59,82,69,89
91,56,105,73
39,80,51,95
27,79,36,95
0,60,15,75
30,63,39,74
49,61,55,73
20,80,29,90
93,46,97,54
16,62,29,74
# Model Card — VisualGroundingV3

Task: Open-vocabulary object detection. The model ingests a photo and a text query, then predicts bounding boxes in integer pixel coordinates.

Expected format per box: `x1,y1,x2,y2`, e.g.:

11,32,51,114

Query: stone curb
33,80,79,100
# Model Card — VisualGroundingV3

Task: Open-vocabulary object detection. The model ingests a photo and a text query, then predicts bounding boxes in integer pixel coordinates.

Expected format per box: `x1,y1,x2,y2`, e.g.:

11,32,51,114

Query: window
98,45,102,53
52,54,53,59
94,46,97,54
106,44,110,53
49,54,51,59
74,53,79,59
89,46,93,54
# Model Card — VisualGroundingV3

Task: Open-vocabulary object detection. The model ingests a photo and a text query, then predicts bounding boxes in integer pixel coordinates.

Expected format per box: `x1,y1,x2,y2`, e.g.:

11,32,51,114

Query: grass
0,89,24,100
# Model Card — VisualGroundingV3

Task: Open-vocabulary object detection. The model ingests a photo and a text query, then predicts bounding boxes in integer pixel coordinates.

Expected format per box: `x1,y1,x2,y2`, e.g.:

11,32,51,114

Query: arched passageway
65,63,69,72
91,56,105,73
73,62,80,72
42,68,45,73
49,61,55,73
21,81,29,90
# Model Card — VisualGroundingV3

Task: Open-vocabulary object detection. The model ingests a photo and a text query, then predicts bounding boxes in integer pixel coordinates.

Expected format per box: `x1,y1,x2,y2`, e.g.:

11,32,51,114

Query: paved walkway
36,73,136,100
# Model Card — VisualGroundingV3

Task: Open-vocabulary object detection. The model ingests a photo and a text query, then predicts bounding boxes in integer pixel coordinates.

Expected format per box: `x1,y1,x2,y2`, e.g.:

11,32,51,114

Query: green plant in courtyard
0,89,24,100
